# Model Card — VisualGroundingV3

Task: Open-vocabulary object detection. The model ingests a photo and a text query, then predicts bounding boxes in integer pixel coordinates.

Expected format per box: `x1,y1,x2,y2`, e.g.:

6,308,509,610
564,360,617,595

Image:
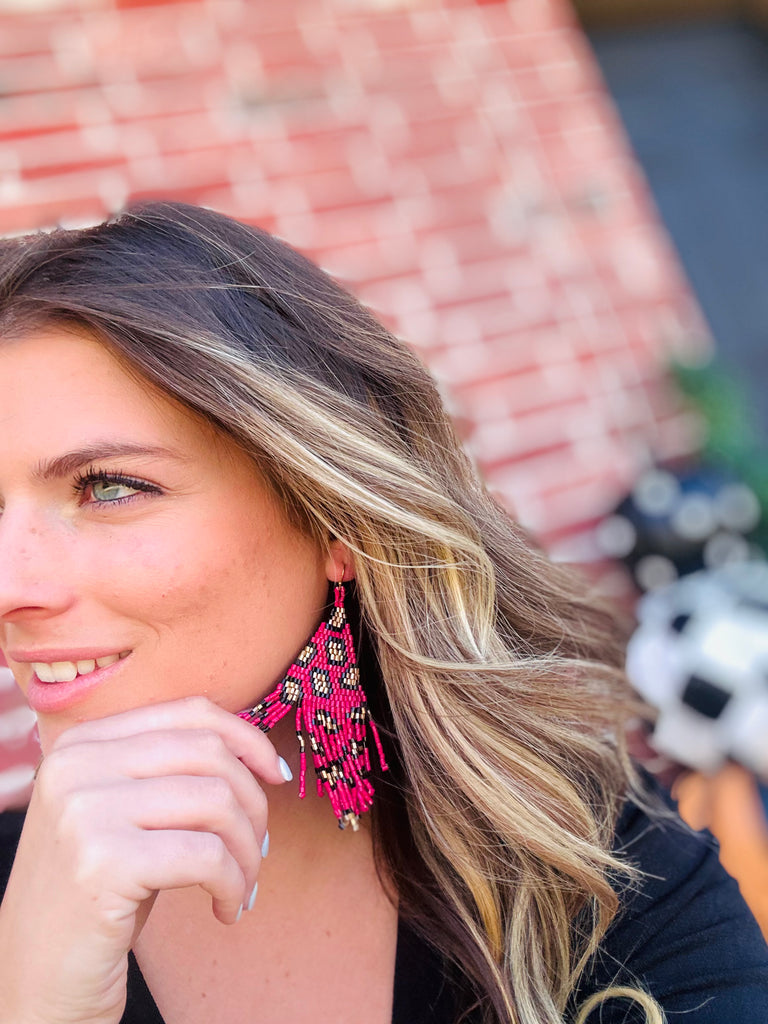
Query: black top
2,783,767,1023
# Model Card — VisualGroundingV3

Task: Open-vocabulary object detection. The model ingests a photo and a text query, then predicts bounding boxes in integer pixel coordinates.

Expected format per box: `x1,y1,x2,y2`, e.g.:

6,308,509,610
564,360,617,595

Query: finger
123,829,248,925
119,775,264,893
45,730,270,837
52,697,290,786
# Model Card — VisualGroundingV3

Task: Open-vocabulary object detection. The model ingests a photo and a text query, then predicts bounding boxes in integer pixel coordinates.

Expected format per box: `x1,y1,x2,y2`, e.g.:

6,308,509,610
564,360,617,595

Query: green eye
91,479,138,502
74,468,161,507
74,467,161,507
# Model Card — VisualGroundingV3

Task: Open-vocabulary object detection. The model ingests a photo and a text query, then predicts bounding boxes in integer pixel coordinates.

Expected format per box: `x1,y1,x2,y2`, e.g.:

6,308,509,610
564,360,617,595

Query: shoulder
573,776,768,1022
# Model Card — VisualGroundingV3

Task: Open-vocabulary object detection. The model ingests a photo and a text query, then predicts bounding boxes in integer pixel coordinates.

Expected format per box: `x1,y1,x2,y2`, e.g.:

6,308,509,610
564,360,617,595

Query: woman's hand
0,696,289,1024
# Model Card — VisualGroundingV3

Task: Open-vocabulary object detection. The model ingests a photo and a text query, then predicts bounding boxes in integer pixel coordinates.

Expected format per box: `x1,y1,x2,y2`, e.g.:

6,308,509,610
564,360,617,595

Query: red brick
0,17,65,59
298,206,384,253
0,196,111,235
104,75,215,121
225,2,330,39
0,90,84,142
81,6,220,78
0,666,39,812
116,0,189,7
1,51,98,97
364,10,427,51
457,364,581,422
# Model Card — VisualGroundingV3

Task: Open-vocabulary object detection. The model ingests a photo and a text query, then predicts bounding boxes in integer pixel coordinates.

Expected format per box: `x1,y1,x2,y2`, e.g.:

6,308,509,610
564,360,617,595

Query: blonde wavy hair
0,202,663,1024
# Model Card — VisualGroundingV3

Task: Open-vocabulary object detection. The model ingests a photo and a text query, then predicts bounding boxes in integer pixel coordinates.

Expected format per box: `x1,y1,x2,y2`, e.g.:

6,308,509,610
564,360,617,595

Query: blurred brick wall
0,655,38,809
0,0,707,807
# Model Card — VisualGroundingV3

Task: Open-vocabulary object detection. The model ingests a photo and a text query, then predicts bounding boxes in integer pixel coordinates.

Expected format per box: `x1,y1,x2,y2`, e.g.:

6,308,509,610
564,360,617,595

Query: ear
325,538,355,583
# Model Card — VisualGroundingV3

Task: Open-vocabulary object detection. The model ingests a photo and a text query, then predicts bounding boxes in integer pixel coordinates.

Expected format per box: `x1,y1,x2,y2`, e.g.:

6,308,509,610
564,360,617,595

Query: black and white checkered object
626,564,768,780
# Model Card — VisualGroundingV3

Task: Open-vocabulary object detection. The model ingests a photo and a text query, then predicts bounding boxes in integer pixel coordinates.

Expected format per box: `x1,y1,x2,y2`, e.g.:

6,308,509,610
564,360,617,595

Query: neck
248,715,378,863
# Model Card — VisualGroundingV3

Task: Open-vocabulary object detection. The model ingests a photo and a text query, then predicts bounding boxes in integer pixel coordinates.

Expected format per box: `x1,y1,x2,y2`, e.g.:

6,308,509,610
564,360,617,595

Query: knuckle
182,694,214,718
194,831,228,869
56,787,99,837
74,834,115,889
206,775,237,812
249,784,268,821
194,728,227,760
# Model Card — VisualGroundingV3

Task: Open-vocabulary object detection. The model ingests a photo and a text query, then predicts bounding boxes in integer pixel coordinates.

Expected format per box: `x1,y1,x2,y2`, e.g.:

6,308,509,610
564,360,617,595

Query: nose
0,502,76,623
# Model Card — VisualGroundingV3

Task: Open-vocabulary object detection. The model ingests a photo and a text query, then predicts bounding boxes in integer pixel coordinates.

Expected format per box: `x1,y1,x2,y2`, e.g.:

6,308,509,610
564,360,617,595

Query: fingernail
235,903,243,923
261,830,270,858
246,881,259,911
278,757,293,781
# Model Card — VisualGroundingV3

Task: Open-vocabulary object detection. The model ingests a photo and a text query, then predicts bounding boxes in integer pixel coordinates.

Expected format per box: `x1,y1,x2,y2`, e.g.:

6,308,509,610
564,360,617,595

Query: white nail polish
247,881,258,911
261,830,270,858
235,903,243,923
278,757,293,781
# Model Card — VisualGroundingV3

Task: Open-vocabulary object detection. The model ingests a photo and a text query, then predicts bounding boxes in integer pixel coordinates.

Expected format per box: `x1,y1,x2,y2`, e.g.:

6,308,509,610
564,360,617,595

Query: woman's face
0,327,332,750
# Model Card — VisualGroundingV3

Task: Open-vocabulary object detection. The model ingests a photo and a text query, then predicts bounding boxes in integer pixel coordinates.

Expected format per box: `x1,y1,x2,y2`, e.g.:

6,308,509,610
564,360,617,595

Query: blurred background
582,0,768,441
0,0,766,929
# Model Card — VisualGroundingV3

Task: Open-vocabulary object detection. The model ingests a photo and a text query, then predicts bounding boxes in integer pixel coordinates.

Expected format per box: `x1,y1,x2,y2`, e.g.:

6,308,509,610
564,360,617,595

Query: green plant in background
672,358,768,553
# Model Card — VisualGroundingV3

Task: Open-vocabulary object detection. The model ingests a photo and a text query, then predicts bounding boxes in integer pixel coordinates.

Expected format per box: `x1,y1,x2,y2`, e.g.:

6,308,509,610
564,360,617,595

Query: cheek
80,499,327,716
77,518,242,661
115,517,323,684
124,529,268,629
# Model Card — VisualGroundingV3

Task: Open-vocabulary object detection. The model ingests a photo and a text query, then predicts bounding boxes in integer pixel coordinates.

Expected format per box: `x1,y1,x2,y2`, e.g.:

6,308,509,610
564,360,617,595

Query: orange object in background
675,764,768,940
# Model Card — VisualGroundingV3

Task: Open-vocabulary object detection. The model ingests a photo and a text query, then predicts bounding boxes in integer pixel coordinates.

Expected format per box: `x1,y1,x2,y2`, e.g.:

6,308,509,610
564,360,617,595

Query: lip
24,652,132,715
8,647,131,664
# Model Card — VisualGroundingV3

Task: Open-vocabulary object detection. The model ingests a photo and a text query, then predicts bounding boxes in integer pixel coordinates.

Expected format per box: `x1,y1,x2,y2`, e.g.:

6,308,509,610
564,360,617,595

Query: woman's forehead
1,328,190,439
0,328,246,482
0,324,316,547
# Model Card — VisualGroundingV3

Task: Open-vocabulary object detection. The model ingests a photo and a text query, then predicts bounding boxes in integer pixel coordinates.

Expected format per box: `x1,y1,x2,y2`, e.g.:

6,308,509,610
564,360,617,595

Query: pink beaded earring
239,580,388,830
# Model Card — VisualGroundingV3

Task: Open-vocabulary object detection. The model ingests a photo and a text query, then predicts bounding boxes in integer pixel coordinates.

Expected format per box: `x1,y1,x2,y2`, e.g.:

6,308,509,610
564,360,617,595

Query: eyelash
72,466,162,507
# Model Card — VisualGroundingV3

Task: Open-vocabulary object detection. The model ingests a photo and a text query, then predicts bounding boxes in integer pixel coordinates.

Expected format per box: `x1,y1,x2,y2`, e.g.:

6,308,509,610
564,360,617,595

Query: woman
0,202,765,1024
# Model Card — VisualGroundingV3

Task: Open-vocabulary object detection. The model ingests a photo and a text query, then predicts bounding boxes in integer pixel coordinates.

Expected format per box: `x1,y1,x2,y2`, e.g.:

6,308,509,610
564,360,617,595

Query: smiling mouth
33,651,131,683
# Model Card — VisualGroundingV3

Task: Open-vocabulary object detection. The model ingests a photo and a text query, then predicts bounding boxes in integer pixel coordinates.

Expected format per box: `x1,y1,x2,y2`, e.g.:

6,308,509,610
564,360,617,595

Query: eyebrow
32,442,187,482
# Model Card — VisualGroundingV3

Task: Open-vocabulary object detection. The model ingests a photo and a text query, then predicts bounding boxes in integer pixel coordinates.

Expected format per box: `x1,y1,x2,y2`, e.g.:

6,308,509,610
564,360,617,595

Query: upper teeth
33,653,129,683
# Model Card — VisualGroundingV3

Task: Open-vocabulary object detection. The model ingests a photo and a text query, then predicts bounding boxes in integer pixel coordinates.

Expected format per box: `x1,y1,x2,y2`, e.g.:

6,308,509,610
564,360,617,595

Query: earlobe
325,538,355,582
